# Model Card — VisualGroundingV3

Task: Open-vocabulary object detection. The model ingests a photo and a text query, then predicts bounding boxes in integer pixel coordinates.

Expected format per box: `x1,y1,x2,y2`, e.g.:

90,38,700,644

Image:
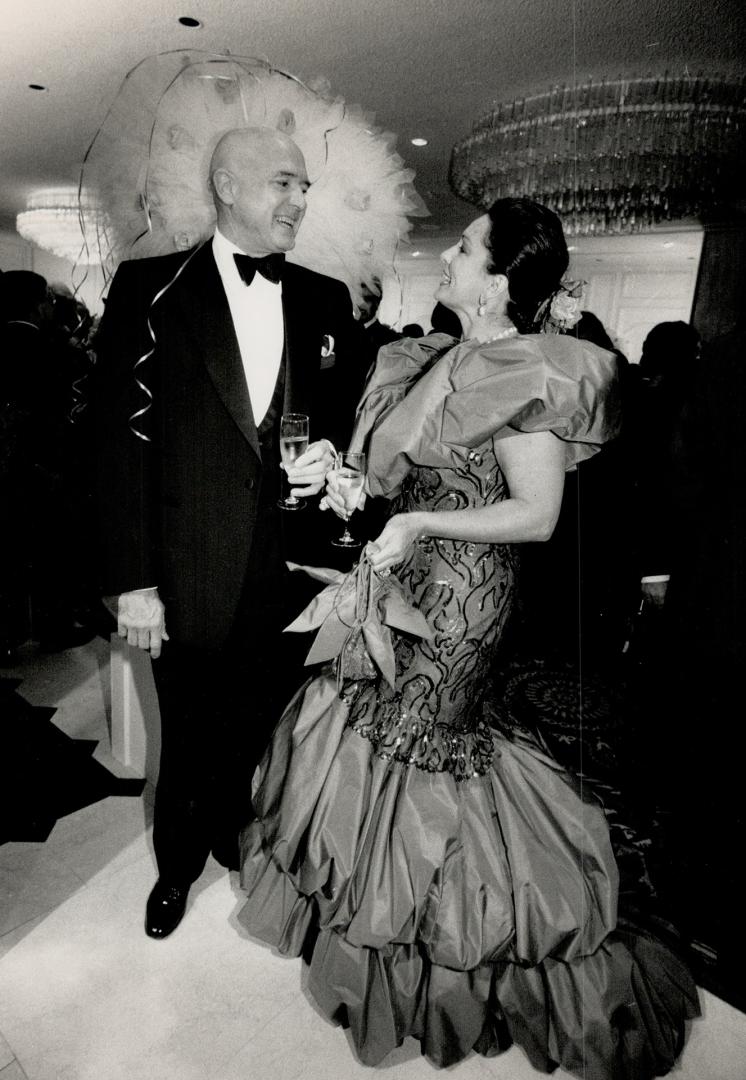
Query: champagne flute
331,451,366,547
278,413,309,510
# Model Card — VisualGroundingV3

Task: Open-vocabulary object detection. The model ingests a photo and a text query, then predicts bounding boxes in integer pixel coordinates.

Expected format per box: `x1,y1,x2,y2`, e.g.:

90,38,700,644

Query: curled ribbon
128,245,201,442
285,554,432,690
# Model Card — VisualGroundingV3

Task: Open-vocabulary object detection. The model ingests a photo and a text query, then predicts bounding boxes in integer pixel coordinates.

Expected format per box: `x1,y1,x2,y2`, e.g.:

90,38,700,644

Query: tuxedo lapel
172,242,262,462
281,264,316,418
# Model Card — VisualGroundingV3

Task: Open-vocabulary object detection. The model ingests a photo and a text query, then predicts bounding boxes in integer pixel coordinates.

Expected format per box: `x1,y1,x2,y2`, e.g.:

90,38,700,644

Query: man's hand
284,439,336,497
641,579,669,609
118,589,169,658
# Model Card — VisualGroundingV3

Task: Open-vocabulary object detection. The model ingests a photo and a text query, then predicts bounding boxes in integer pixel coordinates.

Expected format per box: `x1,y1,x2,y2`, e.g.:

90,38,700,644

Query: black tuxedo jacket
93,241,361,648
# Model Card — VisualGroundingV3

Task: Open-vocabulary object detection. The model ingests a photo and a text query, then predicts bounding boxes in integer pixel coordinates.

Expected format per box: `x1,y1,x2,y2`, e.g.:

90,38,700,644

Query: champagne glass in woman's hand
278,413,309,510
331,451,366,547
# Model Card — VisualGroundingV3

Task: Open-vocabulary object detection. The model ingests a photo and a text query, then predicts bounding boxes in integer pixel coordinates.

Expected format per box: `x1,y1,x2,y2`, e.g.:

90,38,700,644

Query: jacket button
244,478,255,491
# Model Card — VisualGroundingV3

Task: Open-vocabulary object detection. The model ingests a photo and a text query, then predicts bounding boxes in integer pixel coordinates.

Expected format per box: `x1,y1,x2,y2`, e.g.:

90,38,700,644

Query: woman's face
435,214,496,315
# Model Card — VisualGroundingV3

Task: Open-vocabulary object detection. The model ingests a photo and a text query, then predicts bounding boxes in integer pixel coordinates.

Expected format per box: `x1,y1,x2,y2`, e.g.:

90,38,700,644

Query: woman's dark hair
484,198,569,333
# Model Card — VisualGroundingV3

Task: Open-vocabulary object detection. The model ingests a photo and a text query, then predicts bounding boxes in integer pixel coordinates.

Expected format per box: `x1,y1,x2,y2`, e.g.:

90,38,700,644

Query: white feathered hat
82,50,428,306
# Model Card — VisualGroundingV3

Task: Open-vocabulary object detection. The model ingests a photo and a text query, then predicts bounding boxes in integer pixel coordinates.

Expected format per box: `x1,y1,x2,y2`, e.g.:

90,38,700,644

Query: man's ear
211,168,235,207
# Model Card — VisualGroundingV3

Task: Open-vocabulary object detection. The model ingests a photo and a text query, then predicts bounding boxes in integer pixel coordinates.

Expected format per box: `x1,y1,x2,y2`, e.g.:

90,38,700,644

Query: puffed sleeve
349,333,457,455
442,335,622,470
363,334,621,496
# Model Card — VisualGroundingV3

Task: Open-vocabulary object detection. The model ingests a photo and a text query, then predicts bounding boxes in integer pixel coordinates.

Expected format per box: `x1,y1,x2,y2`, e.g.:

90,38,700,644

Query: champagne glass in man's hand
278,413,309,510
330,451,367,547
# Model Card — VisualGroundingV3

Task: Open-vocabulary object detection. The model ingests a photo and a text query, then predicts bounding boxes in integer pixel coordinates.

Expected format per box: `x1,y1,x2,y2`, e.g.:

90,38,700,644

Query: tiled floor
2,640,746,1080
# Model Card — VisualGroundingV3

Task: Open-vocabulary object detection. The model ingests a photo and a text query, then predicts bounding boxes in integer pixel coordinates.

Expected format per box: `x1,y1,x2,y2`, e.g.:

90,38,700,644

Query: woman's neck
461,313,517,343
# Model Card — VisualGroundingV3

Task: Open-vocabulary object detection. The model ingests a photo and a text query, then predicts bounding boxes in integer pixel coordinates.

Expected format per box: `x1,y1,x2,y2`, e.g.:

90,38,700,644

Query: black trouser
151,620,302,884
149,489,320,886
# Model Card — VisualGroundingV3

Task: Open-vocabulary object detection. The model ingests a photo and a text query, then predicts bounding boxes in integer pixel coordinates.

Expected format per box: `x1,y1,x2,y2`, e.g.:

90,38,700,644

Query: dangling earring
477,296,487,317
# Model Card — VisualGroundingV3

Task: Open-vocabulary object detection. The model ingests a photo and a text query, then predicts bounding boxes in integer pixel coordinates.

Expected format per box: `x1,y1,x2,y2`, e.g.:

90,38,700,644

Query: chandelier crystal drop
450,75,746,236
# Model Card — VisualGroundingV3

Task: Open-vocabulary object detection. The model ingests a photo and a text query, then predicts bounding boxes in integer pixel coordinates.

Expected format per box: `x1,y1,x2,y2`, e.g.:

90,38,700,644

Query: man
357,277,400,348
94,127,361,939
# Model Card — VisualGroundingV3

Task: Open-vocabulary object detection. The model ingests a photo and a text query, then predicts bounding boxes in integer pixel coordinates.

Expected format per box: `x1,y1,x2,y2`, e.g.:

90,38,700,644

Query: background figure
646,323,746,987
429,299,462,336
348,276,401,403
0,271,91,656
355,276,400,349
514,310,636,669
48,286,102,631
631,320,700,595
400,322,424,337
93,127,360,940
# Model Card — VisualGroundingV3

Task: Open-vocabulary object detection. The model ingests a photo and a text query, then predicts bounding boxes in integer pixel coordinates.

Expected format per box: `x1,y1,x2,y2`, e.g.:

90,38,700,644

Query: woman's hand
284,439,336,497
320,466,368,519
366,513,424,574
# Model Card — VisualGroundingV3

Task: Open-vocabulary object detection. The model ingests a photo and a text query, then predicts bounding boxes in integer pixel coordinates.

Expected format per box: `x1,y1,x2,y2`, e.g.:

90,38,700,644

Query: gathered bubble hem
239,674,698,1076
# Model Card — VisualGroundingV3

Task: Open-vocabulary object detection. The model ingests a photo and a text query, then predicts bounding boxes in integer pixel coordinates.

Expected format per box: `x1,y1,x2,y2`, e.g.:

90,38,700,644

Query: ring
379,567,391,578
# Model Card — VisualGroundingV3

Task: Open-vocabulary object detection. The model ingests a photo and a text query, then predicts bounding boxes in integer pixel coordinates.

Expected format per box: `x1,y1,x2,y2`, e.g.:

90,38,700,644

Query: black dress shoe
145,880,190,939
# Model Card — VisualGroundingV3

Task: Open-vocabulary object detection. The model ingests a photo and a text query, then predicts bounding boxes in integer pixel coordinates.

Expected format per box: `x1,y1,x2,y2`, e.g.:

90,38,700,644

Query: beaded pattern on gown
238,334,699,1078
344,453,515,781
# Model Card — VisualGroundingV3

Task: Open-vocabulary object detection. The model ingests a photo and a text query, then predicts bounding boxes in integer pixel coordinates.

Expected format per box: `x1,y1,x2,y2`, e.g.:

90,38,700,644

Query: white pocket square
320,333,336,369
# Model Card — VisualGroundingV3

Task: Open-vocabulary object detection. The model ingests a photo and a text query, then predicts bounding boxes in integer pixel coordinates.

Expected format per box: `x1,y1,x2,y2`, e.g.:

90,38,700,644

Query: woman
238,199,699,1077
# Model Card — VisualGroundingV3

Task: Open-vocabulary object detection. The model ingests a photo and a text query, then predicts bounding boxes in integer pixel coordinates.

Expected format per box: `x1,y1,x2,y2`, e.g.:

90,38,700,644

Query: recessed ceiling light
411,250,421,257
178,16,202,28
28,83,48,91
410,137,428,147
661,241,675,248
567,245,577,251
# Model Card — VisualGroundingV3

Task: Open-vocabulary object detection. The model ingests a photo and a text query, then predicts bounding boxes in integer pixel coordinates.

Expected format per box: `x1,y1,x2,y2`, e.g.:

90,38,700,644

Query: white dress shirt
212,229,284,427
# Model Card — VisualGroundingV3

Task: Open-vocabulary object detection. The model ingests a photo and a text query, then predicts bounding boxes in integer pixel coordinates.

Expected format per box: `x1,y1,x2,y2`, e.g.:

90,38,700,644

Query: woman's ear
484,273,509,301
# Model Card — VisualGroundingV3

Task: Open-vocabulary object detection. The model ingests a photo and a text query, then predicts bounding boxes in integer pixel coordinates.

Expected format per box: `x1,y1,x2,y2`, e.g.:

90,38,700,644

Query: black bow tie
233,252,285,286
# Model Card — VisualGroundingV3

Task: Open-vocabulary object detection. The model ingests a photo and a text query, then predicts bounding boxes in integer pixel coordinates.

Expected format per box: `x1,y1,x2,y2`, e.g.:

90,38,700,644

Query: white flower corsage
537,279,586,333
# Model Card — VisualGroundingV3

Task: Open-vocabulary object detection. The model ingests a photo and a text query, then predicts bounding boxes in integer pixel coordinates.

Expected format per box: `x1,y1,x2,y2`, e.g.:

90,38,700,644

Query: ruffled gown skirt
238,674,698,1077
239,462,697,1077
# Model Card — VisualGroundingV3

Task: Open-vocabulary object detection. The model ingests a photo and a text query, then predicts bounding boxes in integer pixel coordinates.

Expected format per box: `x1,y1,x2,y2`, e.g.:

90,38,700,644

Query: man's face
357,281,382,322
226,138,309,255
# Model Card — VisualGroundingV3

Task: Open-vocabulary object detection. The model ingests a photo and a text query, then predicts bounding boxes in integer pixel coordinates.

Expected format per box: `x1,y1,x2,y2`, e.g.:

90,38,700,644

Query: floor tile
0,845,85,938
42,796,152,886
0,1032,15,1071
672,991,746,1080
0,915,49,963
0,1060,28,1080
0,856,297,1080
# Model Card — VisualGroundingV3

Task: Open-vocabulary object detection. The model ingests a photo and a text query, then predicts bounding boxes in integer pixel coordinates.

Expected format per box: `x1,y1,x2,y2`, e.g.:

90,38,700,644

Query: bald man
94,128,361,938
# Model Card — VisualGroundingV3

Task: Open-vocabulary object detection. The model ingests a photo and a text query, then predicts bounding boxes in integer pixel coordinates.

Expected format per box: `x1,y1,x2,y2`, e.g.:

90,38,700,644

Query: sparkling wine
280,435,309,467
336,468,364,514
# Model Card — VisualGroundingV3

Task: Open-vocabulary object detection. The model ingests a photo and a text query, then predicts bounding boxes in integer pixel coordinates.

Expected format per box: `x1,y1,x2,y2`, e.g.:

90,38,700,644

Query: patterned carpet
487,655,746,1015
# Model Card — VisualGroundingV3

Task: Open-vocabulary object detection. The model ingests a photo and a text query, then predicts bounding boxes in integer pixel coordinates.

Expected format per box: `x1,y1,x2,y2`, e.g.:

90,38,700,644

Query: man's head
1,270,53,326
357,277,383,323
209,127,309,255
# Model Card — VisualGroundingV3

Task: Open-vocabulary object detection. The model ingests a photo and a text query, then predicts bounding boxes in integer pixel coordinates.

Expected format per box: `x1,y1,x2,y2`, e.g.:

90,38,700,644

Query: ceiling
2,0,745,242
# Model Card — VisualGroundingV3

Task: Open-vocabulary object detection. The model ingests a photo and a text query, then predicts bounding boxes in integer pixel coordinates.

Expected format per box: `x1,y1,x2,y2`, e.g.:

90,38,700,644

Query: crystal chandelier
16,188,110,264
450,75,746,236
